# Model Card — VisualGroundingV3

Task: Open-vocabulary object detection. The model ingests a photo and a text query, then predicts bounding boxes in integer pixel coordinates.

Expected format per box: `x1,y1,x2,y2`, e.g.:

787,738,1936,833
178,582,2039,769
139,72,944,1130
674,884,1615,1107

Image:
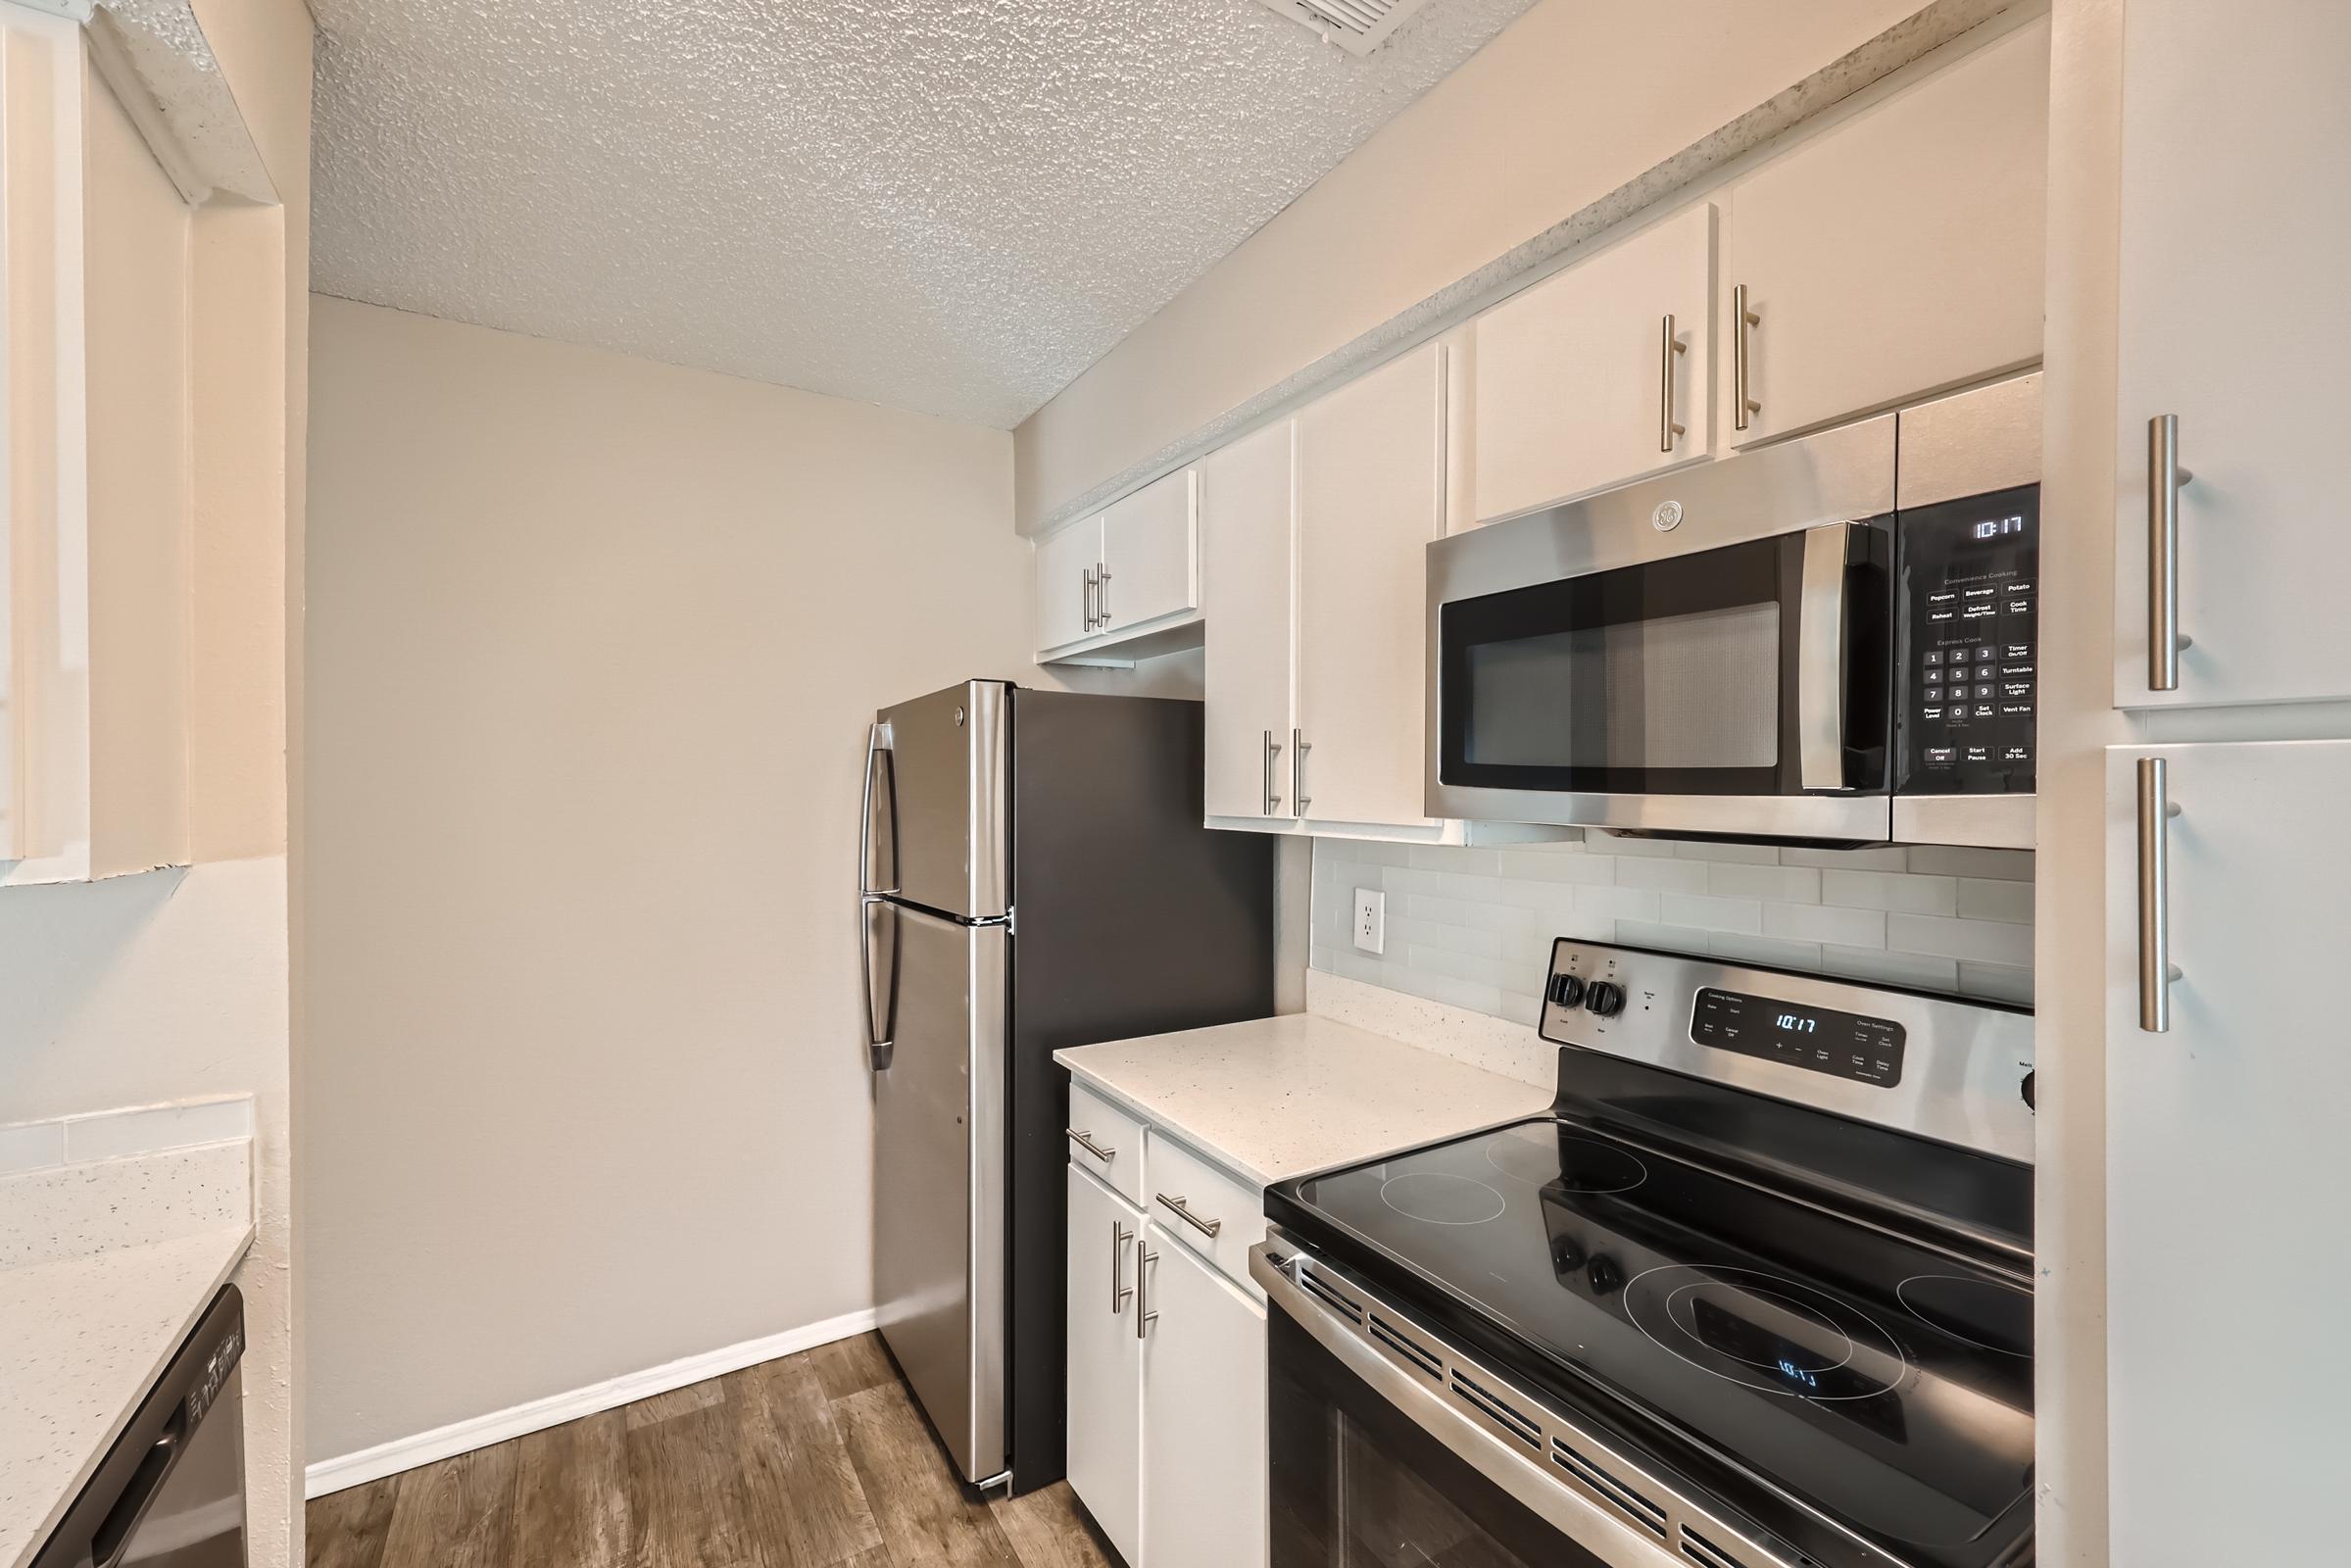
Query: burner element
1625,1265,1908,1402
1897,1275,2033,1359
1378,1171,1507,1226
1484,1127,1648,1194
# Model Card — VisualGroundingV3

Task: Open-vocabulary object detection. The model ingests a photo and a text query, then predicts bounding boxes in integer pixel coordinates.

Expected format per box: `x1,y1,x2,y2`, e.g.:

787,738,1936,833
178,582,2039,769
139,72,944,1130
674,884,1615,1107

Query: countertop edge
1056,1061,1281,1188
2,1222,255,1568
1054,1023,1554,1191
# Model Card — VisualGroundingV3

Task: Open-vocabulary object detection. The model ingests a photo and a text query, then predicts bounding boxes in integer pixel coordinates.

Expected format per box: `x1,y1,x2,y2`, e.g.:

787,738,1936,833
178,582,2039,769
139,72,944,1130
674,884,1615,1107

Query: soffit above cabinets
307,0,1539,429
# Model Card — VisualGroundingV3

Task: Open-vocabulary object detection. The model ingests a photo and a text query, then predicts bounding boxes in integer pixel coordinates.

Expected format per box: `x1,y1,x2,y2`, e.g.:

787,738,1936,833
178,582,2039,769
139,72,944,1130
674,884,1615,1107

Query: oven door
1269,1307,1625,1568
1426,414,1896,841
1260,1252,1686,1568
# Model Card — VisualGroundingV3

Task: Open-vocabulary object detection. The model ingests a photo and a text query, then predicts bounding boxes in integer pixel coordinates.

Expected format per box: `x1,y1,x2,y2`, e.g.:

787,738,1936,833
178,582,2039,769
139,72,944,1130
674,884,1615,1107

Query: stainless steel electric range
1253,939,2035,1568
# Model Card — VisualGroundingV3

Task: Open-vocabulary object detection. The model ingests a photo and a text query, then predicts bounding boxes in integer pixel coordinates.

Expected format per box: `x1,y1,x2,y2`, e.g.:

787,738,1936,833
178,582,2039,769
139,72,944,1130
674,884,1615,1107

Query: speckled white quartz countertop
1055,1013,1554,1188
0,1121,255,1568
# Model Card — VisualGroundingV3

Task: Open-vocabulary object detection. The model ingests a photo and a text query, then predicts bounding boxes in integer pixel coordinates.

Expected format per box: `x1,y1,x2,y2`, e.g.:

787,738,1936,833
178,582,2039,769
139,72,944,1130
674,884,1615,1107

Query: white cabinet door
1065,1164,1143,1565
1140,1225,1267,1568
2112,0,2351,708
1102,467,1199,634
1200,422,1296,823
1724,17,2047,447
1474,203,1715,521
1036,516,1103,654
1296,344,1445,830
2106,739,2351,1566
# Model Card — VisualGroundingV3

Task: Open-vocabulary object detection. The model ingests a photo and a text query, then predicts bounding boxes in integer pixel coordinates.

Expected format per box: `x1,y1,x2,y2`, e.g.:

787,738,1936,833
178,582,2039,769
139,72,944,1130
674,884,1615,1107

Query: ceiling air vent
1254,0,1434,57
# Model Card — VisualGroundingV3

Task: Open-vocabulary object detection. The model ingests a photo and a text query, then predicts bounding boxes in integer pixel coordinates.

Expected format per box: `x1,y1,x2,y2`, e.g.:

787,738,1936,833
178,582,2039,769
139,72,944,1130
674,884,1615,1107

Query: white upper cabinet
1296,343,1447,831
2111,0,2351,709
3,14,198,885
1101,467,1199,634
1723,16,2048,448
1473,202,1716,522
1035,515,1103,655
1033,468,1201,662
1200,421,1297,822
2106,739,2351,1565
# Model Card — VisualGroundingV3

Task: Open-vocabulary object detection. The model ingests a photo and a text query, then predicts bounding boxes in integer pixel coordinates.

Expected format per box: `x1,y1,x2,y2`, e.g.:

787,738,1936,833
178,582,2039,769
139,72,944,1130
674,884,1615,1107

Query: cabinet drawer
1144,1129,1266,1294
1067,1082,1147,1206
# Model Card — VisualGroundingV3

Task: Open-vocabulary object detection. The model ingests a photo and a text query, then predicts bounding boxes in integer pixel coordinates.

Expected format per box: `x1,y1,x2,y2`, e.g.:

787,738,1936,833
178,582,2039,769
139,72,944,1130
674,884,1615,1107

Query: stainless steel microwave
1427,373,2040,848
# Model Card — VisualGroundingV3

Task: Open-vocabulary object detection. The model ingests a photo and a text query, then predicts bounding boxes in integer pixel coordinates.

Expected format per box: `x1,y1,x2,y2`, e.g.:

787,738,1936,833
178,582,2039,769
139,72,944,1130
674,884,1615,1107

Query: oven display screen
1691,987,1907,1087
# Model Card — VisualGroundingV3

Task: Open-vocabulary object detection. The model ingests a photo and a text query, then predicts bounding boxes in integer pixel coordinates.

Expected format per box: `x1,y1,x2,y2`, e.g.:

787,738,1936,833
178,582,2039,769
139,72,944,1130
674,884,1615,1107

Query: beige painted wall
1013,0,1929,532
299,298,1186,1464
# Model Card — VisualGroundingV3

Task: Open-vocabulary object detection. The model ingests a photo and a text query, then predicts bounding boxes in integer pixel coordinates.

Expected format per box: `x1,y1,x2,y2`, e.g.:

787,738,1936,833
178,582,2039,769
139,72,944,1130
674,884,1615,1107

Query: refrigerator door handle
861,897,897,1070
860,722,899,898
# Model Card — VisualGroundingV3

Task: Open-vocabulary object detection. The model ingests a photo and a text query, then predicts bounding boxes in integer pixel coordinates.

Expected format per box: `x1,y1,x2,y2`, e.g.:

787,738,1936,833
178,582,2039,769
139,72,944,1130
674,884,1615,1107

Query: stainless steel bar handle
1292,727,1311,814
1065,1127,1116,1161
1795,524,1853,791
1097,563,1112,626
1733,284,1762,432
1082,565,1097,632
858,723,897,898
1659,314,1688,452
2145,415,2196,691
858,722,896,1070
1110,1221,1134,1313
1262,730,1284,814
1154,1193,1224,1239
2137,757,2182,1032
1137,1246,1158,1339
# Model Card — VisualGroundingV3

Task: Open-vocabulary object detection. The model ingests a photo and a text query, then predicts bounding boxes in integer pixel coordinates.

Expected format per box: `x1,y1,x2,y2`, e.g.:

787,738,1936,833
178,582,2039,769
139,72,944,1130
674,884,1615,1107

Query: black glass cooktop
1270,1112,2034,1568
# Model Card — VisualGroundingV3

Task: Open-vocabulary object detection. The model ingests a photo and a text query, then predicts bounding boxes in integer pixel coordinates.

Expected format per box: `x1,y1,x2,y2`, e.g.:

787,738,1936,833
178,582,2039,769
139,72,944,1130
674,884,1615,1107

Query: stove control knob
1587,1254,1624,1295
1584,980,1626,1018
2021,1070,2036,1111
1546,972,1586,1009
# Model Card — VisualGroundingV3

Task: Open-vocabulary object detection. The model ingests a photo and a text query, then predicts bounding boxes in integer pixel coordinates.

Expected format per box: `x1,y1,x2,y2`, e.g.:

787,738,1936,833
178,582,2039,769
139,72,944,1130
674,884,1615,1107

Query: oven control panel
1537,937,2036,1164
1896,485,2038,796
1690,986,1907,1087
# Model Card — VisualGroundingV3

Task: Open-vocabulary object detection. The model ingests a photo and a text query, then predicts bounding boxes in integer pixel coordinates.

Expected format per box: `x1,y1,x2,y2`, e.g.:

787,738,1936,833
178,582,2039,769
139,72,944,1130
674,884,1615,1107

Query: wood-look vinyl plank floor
308,1333,1120,1568
834,1379,1023,1568
514,1408,628,1568
303,1475,396,1568
375,1439,519,1568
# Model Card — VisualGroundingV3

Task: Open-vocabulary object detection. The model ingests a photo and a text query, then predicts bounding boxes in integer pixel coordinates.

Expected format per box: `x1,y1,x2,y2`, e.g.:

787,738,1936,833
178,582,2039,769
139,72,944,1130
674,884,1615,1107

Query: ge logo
1651,500,1684,532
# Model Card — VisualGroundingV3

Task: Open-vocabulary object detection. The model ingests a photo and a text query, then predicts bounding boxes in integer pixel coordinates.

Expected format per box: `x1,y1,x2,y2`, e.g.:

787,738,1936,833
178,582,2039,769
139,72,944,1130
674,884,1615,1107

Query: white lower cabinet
1140,1228,1267,1568
2106,738,2351,1566
1065,1162,1145,1564
1065,1115,1267,1568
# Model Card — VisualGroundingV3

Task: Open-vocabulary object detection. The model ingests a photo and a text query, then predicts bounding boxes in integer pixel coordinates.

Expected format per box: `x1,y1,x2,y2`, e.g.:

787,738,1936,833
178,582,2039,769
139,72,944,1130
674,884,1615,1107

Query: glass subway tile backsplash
1310,834,2033,1028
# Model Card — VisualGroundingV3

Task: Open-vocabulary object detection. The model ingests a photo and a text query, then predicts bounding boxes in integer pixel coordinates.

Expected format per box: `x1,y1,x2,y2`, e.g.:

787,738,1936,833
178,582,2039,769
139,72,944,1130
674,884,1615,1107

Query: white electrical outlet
1352,888,1385,955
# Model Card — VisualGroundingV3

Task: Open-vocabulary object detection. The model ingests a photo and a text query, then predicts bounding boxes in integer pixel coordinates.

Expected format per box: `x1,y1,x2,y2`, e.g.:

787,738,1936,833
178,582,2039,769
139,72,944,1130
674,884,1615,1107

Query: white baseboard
303,1306,880,1498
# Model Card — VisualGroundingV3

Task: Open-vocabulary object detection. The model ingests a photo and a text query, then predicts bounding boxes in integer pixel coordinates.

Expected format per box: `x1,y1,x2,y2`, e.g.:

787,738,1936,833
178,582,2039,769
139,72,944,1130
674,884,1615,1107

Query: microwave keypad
1897,487,2038,796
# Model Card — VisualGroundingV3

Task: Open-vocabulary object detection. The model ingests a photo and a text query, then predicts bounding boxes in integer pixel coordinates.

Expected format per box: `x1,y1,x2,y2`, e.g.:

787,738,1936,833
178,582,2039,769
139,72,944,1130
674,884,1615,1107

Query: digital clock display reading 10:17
1690,987,1909,1088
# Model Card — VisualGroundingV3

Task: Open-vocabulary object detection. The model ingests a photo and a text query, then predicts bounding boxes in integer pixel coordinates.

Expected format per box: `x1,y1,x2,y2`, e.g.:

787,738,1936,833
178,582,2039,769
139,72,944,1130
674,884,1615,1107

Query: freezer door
871,903,1009,1484
875,681,1010,920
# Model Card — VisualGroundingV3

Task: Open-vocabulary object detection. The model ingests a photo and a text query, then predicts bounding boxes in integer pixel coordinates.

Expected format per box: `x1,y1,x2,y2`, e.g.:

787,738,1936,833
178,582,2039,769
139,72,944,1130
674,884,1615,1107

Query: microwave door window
1443,533,1803,797
1462,603,1782,772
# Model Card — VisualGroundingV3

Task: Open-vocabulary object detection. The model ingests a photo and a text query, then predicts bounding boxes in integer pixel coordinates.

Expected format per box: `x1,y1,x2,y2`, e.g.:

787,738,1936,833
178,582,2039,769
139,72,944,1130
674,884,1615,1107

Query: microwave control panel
1896,485,2038,796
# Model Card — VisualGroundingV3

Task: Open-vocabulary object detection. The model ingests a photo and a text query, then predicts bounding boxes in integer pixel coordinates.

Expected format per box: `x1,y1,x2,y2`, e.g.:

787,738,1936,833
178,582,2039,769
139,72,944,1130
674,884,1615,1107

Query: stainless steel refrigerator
858,681,1275,1494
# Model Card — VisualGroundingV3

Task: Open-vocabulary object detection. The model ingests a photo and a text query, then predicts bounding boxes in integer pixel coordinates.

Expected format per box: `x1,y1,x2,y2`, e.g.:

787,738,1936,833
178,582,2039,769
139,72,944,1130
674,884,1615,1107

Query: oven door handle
1796,522,1856,793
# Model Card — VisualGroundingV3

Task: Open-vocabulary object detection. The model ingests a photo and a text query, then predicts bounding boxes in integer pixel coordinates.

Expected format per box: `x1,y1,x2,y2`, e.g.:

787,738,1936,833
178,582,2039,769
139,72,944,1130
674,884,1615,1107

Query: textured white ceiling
309,0,1538,428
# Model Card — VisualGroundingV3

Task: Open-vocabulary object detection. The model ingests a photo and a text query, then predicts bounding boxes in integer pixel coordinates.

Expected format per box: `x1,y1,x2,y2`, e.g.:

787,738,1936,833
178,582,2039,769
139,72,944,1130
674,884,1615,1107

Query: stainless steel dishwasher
34,1286,246,1568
